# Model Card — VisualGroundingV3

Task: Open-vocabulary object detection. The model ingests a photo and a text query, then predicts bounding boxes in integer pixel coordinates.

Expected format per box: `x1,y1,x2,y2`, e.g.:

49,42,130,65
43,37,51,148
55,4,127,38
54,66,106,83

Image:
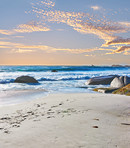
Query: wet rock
0,117,11,120
86,75,118,85
14,76,38,83
37,104,40,107
51,70,58,72
93,126,98,128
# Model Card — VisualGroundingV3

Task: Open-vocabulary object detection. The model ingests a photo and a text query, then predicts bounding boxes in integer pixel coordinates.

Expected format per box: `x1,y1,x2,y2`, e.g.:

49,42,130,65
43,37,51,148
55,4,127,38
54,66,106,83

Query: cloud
0,40,114,55
85,54,95,57
0,29,14,35
105,37,130,46
0,41,23,47
114,46,130,53
0,21,50,35
91,6,101,11
118,21,130,27
11,49,35,53
106,46,130,55
32,1,130,55
41,0,55,7
124,51,130,55
14,21,50,33
0,0,129,56
33,4,129,44
12,36,24,38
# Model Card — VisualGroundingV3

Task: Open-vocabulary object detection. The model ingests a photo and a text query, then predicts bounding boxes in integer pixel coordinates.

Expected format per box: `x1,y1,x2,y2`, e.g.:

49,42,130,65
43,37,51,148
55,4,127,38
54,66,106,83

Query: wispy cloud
41,0,55,7
91,6,101,11
32,0,130,55
11,49,35,53
0,29,14,35
14,21,50,33
0,40,114,55
105,37,130,46
106,46,130,55
0,21,50,35
33,3,129,43
118,21,130,27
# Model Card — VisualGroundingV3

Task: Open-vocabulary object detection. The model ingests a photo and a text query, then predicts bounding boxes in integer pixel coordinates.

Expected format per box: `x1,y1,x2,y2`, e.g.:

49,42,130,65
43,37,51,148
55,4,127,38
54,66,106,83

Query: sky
0,0,130,65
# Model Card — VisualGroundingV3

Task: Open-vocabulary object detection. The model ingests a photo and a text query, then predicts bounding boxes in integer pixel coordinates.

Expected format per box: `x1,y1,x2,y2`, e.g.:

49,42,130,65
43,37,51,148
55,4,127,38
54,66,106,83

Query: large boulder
110,76,130,88
14,76,38,83
86,75,118,85
110,77,124,88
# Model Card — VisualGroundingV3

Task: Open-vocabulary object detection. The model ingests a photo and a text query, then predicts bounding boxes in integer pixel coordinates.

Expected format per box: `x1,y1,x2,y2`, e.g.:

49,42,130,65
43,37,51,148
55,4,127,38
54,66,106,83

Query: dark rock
93,126,98,128
37,104,40,107
110,77,124,88
86,75,118,85
14,76,38,83
121,123,130,125
112,64,130,67
51,70,58,72
112,64,123,67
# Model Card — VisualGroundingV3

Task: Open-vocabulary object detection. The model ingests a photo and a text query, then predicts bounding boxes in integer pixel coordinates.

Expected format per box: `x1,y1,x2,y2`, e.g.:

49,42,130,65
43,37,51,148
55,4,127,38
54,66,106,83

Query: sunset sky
0,0,130,65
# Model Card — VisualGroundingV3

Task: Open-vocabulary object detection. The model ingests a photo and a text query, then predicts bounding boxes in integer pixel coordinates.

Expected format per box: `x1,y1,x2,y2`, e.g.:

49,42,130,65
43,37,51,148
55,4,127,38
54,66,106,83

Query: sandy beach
0,93,130,148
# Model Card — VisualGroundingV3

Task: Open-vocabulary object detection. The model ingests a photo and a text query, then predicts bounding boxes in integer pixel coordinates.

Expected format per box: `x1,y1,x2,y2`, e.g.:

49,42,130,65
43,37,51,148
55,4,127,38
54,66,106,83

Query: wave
38,76,90,81
0,76,90,84
0,79,15,84
0,66,129,72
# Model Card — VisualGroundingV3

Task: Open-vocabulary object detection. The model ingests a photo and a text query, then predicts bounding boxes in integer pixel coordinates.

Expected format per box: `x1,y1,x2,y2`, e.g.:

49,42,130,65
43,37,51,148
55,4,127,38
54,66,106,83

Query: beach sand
0,93,130,148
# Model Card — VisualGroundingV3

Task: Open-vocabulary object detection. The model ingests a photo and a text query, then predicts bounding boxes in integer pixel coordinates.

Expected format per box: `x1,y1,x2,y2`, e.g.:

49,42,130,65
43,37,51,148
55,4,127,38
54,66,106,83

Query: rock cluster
87,75,130,96
110,76,130,88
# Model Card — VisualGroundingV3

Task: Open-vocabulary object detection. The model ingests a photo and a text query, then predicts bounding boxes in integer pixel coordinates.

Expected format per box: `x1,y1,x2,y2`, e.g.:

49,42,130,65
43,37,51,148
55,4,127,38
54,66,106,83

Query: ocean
0,65,130,105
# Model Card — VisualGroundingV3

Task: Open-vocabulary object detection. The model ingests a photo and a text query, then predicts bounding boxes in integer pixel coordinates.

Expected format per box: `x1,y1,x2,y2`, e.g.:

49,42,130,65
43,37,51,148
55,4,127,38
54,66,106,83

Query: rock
112,64,130,67
119,76,124,83
86,75,118,85
110,76,130,88
98,89,106,93
110,77,124,88
112,84,130,96
112,64,123,67
93,88,117,93
124,76,130,85
14,76,38,83
51,70,58,72
93,126,98,128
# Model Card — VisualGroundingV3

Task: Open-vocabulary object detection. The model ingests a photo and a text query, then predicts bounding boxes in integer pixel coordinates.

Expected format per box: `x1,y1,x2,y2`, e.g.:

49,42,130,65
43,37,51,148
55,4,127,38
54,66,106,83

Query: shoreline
0,93,130,148
0,89,48,106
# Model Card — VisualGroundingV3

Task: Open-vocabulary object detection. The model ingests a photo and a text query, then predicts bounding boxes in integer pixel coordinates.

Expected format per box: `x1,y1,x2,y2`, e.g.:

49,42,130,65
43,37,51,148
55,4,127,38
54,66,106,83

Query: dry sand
0,93,130,148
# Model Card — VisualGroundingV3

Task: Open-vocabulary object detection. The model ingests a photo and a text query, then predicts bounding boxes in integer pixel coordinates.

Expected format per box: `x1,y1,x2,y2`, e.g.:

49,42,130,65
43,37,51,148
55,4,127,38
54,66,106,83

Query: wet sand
0,93,130,148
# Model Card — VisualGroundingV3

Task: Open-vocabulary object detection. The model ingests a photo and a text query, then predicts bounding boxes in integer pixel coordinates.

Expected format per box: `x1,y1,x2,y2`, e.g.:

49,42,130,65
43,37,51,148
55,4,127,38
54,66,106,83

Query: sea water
0,66,130,105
